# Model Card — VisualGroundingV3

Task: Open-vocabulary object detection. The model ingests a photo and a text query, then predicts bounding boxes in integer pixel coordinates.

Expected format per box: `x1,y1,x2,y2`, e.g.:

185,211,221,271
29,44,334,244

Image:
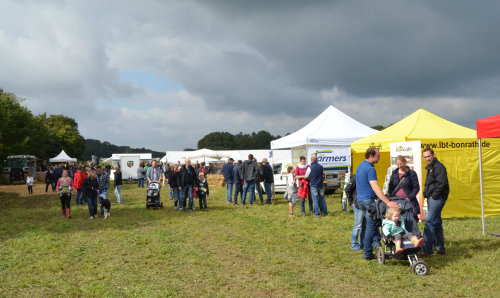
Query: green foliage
84,139,164,160
39,114,86,160
371,125,386,131
0,186,499,296
197,130,280,150
0,90,61,163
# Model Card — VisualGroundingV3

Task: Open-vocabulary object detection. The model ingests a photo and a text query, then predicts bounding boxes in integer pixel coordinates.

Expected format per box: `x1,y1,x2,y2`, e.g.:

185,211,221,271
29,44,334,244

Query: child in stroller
146,181,163,209
375,197,429,275
382,207,424,254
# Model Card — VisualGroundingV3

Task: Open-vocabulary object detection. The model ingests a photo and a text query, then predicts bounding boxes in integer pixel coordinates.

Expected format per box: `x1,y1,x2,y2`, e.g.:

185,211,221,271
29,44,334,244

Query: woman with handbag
388,155,421,237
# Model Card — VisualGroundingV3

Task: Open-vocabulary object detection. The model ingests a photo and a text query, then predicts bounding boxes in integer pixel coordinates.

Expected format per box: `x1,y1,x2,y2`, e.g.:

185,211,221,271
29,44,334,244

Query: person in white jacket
26,173,34,195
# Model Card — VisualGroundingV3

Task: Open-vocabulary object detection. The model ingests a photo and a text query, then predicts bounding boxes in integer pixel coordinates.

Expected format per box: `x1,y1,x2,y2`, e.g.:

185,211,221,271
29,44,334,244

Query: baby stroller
373,197,429,276
146,181,163,209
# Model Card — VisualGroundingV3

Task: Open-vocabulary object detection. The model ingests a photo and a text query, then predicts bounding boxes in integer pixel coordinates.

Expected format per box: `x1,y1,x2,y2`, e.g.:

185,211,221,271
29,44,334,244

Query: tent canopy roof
352,109,477,151
49,150,77,163
185,148,230,160
477,114,500,139
271,105,377,149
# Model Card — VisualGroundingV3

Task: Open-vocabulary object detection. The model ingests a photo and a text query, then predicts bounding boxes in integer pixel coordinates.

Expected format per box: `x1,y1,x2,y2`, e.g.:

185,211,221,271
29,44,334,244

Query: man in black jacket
261,158,274,204
177,158,199,212
232,160,243,205
421,148,449,256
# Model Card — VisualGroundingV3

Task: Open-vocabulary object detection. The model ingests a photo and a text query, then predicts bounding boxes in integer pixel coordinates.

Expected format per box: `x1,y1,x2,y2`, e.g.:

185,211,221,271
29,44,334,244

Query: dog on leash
99,193,111,219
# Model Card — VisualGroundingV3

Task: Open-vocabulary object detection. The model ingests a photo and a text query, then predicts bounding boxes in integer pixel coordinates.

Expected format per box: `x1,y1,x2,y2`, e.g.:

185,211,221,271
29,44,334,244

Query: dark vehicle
2,155,37,184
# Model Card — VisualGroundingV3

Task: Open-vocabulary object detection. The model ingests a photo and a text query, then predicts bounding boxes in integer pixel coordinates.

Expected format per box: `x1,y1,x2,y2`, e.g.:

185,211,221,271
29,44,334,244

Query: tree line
0,89,163,164
84,139,164,160
196,131,282,150
0,89,85,163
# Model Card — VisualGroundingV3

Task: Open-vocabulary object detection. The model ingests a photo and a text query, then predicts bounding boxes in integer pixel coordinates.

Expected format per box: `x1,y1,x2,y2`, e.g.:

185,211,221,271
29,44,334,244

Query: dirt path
0,184,56,197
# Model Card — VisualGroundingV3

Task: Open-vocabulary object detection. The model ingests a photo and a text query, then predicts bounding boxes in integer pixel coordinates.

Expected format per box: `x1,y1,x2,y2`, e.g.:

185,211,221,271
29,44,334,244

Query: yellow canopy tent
351,109,500,218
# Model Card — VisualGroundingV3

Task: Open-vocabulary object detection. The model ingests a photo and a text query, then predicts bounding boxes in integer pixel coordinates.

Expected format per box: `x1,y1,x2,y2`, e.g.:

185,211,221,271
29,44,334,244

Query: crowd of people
34,146,449,260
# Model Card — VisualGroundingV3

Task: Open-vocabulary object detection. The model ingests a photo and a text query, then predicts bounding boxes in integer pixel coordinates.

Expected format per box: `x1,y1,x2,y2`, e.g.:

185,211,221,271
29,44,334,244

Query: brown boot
66,208,71,218
395,240,403,254
62,208,66,218
410,236,424,247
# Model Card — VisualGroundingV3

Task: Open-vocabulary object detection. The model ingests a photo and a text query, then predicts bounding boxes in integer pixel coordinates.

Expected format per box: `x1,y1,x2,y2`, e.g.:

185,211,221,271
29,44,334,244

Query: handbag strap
391,176,406,196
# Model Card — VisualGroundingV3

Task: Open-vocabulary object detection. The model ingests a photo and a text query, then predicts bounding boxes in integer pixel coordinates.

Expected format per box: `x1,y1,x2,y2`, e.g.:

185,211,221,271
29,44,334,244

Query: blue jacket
261,163,274,183
309,162,324,189
222,163,234,182
146,166,163,182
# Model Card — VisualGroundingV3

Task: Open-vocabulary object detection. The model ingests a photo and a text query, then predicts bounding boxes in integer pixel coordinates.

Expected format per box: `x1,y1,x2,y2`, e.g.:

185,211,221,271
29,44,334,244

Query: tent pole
478,139,485,236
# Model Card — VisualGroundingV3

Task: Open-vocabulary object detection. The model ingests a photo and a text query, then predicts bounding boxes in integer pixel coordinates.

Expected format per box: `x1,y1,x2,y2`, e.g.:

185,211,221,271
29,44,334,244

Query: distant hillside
84,139,164,160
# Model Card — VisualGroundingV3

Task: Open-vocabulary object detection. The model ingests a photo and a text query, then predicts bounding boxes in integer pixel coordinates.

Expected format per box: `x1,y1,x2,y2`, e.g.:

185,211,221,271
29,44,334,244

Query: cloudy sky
1,0,499,151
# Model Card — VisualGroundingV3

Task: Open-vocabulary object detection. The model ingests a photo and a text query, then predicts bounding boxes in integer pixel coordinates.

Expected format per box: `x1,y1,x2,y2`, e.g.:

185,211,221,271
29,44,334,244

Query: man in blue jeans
239,154,260,206
305,155,328,217
222,158,234,203
421,148,449,256
356,147,399,260
177,158,199,212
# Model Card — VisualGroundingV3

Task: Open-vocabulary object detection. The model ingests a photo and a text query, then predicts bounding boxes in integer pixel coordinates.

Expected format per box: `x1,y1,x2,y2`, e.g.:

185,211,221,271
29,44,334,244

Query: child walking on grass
382,207,424,253
285,166,298,217
26,172,34,195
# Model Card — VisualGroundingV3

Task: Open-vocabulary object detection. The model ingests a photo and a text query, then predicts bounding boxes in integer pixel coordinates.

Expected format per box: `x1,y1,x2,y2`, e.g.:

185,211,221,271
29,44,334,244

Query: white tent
164,149,290,165
271,105,378,149
49,150,77,163
185,148,230,161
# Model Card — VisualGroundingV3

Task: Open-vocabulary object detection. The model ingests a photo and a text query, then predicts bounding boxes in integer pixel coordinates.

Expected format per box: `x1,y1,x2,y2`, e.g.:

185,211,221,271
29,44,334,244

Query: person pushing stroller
382,207,424,254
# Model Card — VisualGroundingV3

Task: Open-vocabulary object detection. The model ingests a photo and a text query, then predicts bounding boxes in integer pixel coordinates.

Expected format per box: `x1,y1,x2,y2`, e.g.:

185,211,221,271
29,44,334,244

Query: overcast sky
1,0,499,151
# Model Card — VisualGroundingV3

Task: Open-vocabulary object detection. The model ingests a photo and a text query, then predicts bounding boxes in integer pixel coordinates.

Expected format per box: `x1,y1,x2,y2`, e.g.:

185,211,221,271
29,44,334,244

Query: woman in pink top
295,156,313,216
56,170,74,218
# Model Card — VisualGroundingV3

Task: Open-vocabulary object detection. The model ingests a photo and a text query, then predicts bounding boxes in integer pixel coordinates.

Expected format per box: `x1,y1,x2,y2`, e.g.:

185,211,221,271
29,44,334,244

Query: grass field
1,183,499,297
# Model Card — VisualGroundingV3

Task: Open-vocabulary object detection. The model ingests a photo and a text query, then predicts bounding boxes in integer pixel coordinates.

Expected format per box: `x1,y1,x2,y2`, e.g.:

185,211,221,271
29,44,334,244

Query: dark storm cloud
197,0,500,99
1,0,499,150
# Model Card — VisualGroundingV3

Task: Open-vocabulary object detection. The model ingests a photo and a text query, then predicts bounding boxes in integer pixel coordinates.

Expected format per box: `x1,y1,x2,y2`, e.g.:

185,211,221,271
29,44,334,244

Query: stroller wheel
376,245,385,265
412,260,429,275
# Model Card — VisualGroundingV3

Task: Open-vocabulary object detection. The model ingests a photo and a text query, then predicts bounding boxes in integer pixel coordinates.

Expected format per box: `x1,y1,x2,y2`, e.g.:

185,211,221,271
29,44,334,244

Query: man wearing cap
222,158,234,203
261,158,274,204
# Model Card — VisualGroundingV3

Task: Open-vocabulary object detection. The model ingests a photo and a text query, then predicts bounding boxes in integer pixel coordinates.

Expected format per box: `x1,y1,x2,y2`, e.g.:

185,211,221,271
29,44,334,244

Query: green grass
1,183,499,297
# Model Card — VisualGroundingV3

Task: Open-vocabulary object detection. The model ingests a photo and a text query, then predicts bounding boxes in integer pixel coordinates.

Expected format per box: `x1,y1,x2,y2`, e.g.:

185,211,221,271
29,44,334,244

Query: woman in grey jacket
137,162,146,188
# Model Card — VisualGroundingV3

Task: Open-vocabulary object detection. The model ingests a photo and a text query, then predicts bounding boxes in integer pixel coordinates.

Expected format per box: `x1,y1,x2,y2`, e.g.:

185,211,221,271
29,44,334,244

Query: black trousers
60,195,71,209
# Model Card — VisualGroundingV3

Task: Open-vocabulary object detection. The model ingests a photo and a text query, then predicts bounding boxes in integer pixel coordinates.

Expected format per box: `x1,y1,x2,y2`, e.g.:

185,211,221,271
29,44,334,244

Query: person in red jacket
295,156,313,216
73,166,85,206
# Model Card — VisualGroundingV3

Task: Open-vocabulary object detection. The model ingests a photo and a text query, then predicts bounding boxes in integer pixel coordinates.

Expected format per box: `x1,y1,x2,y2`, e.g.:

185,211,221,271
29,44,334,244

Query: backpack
344,175,357,207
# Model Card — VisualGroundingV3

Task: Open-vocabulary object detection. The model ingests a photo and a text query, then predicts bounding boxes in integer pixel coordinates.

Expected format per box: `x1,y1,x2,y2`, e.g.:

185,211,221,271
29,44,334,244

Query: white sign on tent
307,145,351,168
